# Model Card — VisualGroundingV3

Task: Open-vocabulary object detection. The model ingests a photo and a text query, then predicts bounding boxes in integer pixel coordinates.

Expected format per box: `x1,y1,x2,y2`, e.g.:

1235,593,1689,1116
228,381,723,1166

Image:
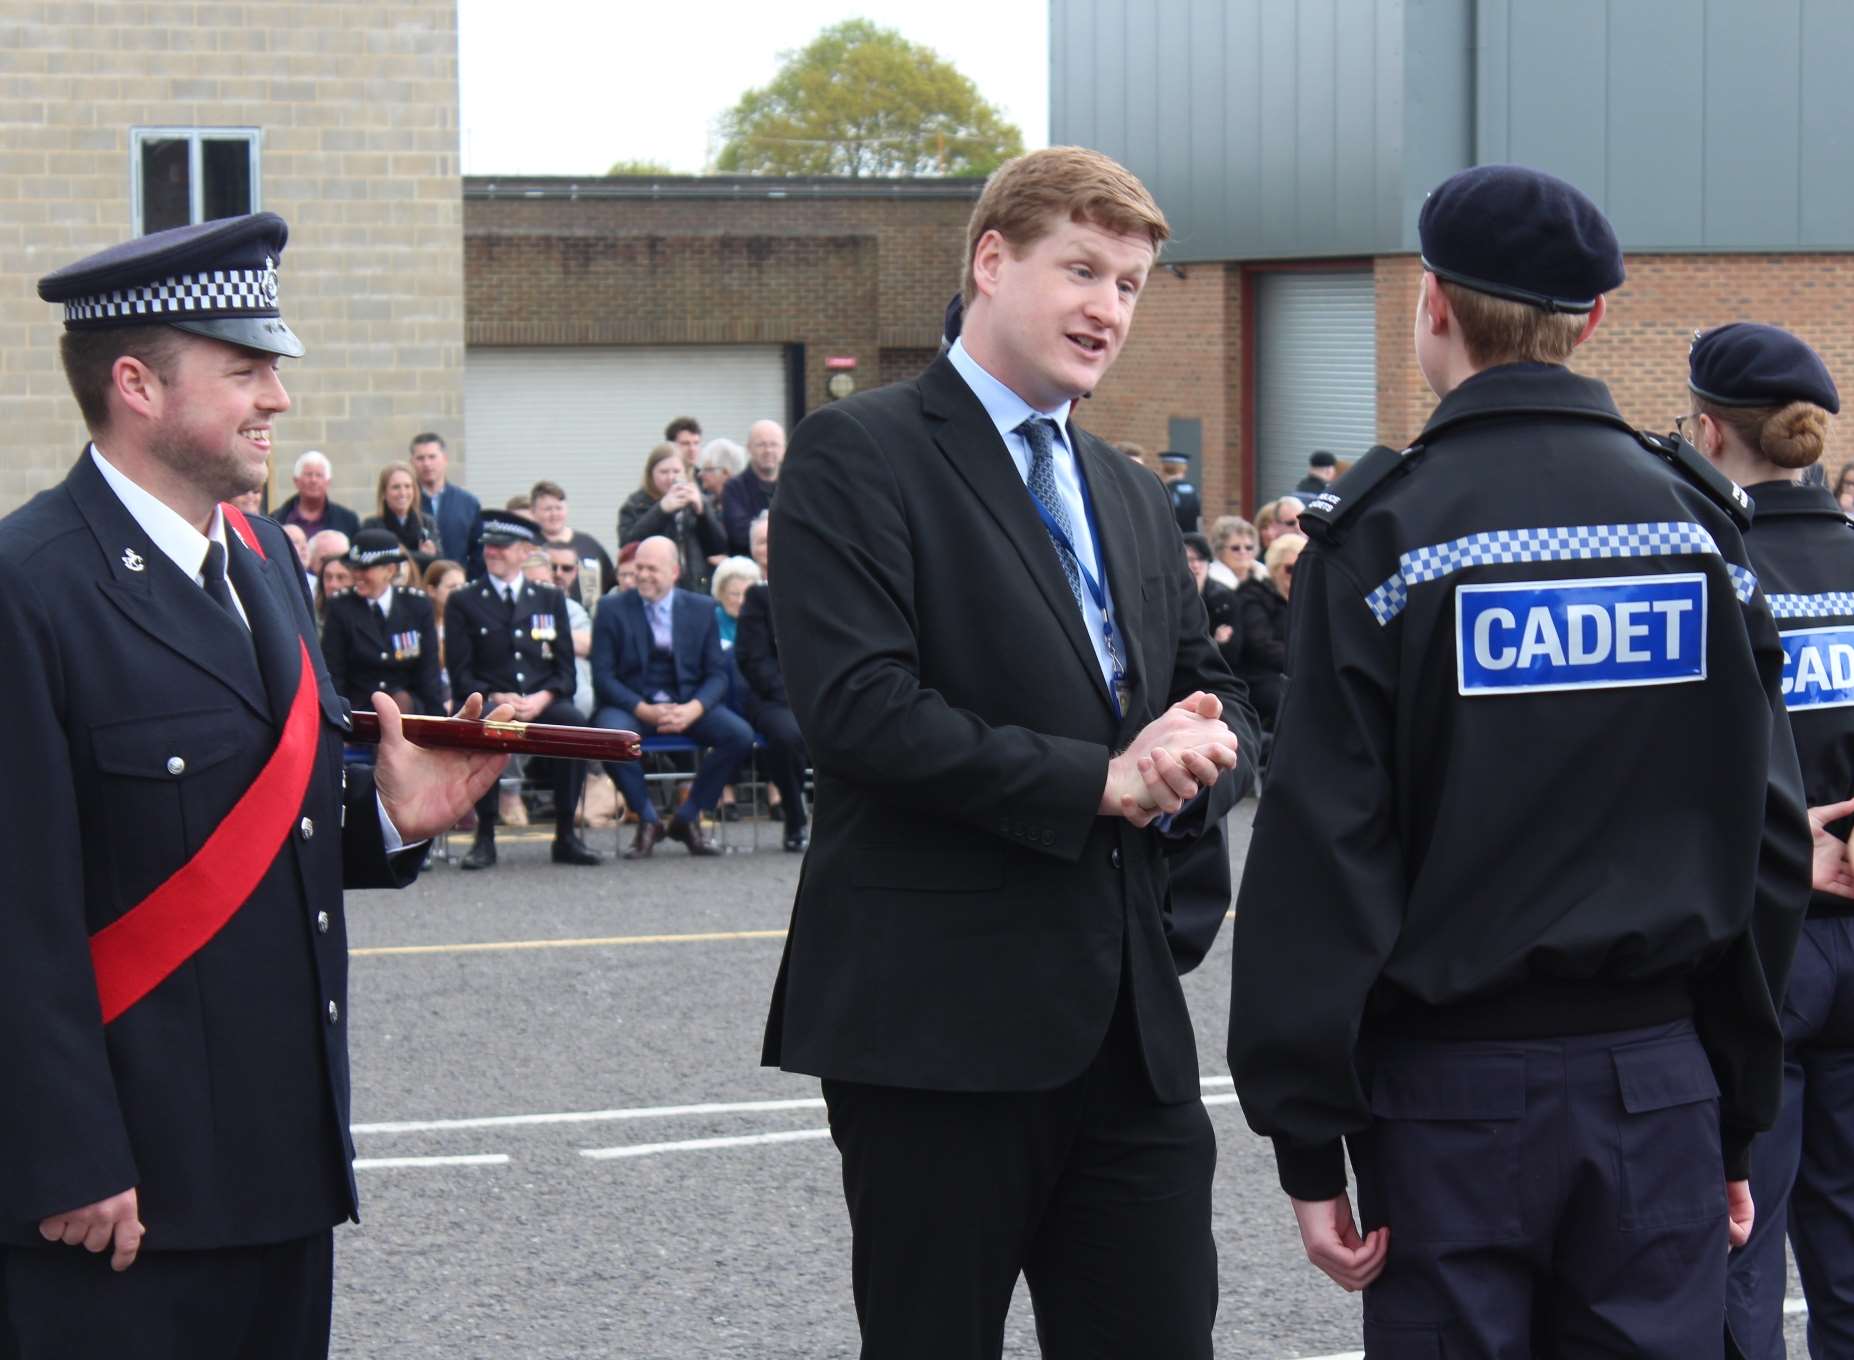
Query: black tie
201,541,245,629
371,600,387,627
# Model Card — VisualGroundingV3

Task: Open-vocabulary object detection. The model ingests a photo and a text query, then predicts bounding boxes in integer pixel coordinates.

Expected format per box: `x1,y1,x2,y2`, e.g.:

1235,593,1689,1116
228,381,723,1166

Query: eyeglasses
1224,541,1257,556
1673,414,1699,440
550,563,577,577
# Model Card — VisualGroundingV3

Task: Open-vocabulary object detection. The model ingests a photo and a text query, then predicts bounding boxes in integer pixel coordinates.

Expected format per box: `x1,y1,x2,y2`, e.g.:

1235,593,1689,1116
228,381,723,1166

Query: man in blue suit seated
591,535,752,858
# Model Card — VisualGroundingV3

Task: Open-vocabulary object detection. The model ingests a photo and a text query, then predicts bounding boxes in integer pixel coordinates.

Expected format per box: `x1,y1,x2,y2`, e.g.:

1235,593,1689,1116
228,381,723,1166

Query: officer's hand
1809,797,1854,899
40,1188,143,1271
372,691,513,842
1727,1179,1755,1248
1289,1193,1389,1292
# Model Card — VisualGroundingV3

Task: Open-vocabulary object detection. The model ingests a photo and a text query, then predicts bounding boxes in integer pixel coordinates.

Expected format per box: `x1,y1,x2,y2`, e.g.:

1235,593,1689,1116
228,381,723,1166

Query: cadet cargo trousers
1727,915,1854,1359
1350,1021,1728,1358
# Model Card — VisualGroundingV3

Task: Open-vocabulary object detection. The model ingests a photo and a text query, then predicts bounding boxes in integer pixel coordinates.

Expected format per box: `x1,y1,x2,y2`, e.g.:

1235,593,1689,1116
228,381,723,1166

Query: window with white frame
130,127,261,236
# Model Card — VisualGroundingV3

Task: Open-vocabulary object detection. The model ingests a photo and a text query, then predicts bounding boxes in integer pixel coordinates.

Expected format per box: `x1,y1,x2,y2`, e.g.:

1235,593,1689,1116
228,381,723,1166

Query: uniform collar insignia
121,548,145,572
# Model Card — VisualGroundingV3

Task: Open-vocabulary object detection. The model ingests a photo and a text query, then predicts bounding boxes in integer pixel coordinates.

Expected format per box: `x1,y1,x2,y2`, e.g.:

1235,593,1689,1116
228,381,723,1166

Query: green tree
716,20,1023,178
606,159,673,176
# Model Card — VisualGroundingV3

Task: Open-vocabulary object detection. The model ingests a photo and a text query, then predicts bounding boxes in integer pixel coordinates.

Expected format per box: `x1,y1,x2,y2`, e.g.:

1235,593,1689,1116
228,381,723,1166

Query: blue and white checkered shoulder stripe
1362,522,1759,626
1767,591,1854,621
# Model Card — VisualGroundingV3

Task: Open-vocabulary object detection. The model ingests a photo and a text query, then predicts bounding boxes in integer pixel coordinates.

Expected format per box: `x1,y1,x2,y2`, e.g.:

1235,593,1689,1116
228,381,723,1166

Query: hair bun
1760,400,1830,469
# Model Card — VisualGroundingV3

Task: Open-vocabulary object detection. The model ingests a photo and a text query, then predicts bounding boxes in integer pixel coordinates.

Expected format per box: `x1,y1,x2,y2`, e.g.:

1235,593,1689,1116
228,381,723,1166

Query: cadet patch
1780,627,1854,710
1455,573,1708,696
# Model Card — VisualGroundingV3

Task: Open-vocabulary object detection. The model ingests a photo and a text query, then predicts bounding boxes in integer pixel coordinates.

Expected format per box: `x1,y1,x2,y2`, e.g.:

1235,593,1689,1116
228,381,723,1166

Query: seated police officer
447,510,601,869
320,527,445,717
1230,165,1817,1356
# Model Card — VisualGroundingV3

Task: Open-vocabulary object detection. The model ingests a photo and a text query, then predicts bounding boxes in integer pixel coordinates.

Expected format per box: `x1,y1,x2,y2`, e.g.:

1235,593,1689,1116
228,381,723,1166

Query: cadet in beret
1229,165,1844,1353
2,214,508,1358
1682,325,1854,1356
320,528,446,718
445,510,602,869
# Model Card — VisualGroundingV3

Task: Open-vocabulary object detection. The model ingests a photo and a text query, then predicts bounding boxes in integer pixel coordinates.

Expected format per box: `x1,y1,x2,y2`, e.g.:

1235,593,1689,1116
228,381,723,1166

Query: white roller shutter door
1253,271,1377,506
463,346,788,559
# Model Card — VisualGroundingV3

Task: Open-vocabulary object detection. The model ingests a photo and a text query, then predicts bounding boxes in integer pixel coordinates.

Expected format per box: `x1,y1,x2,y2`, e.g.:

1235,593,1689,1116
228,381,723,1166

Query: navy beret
478,510,540,547
1418,164,1624,314
1309,450,1336,468
347,528,407,567
37,212,303,358
1689,323,1840,415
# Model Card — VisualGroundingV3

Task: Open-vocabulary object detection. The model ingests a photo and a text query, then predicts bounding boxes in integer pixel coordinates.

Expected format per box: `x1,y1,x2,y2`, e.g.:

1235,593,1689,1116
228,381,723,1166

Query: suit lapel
918,359,1112,712
1072,429,1150,724
67,452,270,721
224,526,307,725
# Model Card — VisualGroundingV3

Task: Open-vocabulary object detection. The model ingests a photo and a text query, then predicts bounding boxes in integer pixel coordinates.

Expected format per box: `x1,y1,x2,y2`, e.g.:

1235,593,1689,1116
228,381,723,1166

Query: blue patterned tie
1018,417,1086,617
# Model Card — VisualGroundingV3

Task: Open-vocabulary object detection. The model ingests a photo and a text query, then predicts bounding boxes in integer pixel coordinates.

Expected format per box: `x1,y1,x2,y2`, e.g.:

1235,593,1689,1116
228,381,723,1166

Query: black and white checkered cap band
350,544,406,567
62,265,281,323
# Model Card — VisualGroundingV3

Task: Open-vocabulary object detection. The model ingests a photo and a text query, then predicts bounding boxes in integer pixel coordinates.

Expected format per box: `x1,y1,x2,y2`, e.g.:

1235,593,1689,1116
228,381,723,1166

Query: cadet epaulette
1298,444,1423,544
1633,430,1752,531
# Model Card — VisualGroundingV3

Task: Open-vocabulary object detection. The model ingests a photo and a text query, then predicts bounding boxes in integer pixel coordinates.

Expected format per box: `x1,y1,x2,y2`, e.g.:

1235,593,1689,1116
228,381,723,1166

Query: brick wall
0,0,464,516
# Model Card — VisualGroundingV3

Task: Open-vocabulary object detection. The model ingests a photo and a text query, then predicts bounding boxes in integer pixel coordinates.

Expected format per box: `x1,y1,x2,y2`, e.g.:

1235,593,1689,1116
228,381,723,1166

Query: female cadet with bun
1684,325,1854,1359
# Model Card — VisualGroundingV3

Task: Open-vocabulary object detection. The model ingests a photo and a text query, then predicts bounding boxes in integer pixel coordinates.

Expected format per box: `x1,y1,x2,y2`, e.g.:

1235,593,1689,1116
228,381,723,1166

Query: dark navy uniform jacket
321,585,445,716
443,575,575,702
0,450,414,1250
1744,480,1854,918
1228,363,1813,1200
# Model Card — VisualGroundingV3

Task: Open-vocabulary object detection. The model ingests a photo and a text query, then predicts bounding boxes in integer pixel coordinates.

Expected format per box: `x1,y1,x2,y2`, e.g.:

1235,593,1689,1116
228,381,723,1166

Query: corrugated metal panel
1254,272,1378,504
463,346,787,558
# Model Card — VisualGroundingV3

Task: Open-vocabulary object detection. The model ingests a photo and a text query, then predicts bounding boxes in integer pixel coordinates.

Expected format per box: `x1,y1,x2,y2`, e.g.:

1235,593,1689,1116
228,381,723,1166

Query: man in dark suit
445,510,601,870
763,147,1256,1358
733,577,808,852
590,535,752,858
4,213,508,1359
410,431,482,577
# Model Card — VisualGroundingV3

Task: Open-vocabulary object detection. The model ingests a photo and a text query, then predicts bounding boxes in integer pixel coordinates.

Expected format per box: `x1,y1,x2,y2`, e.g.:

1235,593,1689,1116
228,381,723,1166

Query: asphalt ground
333,803,1811,1358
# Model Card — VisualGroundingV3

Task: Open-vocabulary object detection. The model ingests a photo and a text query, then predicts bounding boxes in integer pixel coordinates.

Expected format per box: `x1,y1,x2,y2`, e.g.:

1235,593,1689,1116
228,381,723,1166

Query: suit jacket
763,356,1257,1103
0,450,413,1250
321,585,446,715
590,587,730,716
421,483,483,578
733,583,785,707
273,493,360,541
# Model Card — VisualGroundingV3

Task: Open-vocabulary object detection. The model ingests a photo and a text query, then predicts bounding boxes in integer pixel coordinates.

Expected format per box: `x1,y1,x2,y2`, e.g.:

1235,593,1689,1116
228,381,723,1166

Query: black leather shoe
666,815,722,857
552,834,601,866
459,837,496,871
720,802,741,823
624,820,665,860
783,825,809,854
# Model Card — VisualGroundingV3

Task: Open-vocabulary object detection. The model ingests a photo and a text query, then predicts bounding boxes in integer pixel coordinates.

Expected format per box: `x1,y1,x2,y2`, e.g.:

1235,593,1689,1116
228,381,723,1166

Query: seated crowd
281,414,1313,864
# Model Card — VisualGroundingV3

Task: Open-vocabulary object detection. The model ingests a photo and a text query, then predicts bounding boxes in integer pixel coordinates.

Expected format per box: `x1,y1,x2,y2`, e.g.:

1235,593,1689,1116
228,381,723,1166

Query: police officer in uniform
1684,326,1854,1358
320,527,445,717
1158,451,1201,534
1,215,507,1358
1229,166,1823,1355
447,510,602,869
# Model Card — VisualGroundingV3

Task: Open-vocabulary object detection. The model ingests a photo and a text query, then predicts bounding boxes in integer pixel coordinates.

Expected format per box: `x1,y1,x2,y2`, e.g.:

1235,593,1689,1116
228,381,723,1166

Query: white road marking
1788,1297,1808,1314
581,1128,833,1160
353,1153,510,1170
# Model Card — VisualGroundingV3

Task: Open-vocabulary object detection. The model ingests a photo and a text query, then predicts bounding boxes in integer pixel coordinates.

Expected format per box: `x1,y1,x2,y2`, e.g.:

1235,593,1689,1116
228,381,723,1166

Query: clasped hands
1099,691,1240,827
635,699,704,735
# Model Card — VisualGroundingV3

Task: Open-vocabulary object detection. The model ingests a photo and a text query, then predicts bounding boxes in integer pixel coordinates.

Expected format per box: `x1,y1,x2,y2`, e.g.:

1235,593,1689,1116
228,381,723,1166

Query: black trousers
0,1230,333,1360
471,693,586,840
750,699,808,829
820,980,1217,1359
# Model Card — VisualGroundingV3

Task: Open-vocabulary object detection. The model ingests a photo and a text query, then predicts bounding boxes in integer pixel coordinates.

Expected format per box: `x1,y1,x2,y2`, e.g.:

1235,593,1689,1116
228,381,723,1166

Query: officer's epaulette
402,585,427,597
1297,444,1423,545
329,587,353,599
1633,430,1752,530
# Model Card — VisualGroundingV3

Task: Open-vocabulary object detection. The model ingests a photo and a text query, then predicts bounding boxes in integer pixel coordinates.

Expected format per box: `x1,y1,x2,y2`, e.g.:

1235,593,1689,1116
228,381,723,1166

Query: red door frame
1239,257,1375,516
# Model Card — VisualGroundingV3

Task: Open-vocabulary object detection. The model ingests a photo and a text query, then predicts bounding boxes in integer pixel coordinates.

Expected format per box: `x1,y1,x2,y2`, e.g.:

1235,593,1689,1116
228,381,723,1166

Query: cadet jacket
1743,480,1854,918
321,585,445,716
444,575,575,702
1228,363,1812,1201
0,450,414,1250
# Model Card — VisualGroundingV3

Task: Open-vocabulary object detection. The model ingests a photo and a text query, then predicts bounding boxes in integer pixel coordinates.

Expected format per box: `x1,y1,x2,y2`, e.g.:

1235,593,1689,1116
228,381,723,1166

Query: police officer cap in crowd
1689,322,1841,414
36,211,304,357
1159,452,1191,468
1418,164,1625,314
1309,450,1337,469
478,510,540,547
347,527,408,568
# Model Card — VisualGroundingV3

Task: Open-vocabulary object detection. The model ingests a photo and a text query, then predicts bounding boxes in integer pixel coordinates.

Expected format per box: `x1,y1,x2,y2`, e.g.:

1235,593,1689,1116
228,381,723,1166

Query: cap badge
260,257,279,305
121,548,145,572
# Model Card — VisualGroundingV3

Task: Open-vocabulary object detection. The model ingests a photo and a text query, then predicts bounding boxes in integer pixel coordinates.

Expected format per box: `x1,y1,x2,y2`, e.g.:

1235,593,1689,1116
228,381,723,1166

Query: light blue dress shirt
945,338,1121,695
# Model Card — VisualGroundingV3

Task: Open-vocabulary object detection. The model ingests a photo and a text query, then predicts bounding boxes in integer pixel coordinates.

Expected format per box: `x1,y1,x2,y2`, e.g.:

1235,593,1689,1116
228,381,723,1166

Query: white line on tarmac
581,1128,833,1160
355,1078,1240,1136
353,1153,510,1170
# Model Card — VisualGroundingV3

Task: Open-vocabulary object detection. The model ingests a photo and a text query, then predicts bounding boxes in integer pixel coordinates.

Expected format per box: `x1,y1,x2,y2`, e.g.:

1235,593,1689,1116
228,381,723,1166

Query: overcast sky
457,0,1051,176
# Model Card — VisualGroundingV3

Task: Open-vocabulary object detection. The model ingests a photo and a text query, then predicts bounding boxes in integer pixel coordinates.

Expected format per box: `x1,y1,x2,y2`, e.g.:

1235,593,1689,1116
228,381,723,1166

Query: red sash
89,505,323,1024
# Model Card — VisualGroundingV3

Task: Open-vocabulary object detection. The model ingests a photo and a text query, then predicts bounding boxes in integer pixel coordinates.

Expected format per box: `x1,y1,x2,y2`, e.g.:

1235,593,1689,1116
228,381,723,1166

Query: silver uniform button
300,816,315,840
327,1000,339,1024
379,651,388,661
165,756,186,776
316,910,330,934
515,672,525,683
